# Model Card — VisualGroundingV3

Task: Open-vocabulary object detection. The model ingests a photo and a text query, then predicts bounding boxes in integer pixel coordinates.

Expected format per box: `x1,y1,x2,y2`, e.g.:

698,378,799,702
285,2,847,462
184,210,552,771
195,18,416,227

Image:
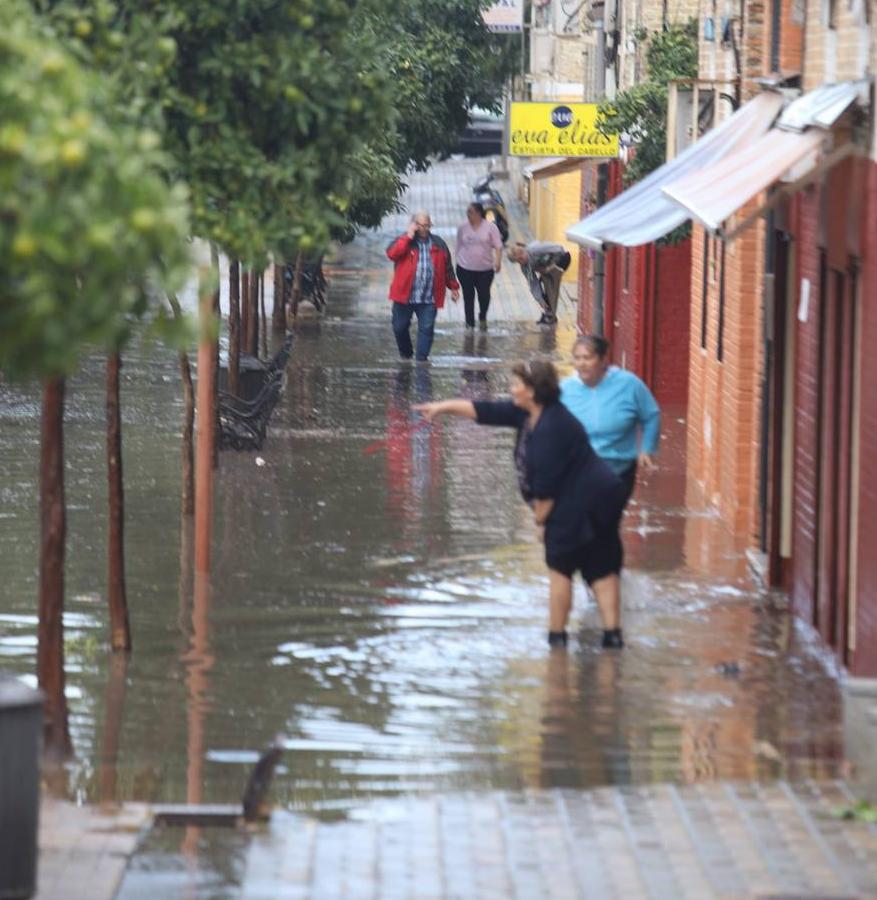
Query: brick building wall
611,246,648,371
654,241,692,406
554,35,587,85
686,216,766,538
789,188,821,625
802,0,872,90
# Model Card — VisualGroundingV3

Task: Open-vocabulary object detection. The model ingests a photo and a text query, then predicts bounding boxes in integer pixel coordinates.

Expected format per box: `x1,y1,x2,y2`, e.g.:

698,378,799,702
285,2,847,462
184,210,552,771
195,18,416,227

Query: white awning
662,128,826,232
565,91,785,250
776,79,870,131
661,79,869,236
523,157,584,180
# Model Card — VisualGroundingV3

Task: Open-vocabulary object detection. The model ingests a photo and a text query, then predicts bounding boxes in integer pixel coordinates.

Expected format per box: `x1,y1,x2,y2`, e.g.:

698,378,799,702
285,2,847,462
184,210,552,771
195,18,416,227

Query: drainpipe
593,163,609,335
586,0,608,336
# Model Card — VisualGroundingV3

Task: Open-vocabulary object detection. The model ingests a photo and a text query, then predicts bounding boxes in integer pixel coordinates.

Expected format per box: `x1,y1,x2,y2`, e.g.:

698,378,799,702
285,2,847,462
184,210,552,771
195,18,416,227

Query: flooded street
0,162,849,894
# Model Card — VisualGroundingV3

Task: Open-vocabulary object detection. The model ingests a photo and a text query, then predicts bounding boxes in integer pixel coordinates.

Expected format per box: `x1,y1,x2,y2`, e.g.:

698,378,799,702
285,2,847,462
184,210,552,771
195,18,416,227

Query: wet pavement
0,159,864,897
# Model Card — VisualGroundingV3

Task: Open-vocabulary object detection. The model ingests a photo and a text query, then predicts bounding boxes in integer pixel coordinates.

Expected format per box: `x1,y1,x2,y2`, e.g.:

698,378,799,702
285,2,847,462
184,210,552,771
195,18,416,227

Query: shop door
814,263,858,662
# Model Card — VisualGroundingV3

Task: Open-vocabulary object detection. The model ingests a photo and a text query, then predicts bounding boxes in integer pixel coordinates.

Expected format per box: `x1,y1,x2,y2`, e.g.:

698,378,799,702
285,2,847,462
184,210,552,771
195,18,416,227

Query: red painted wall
653,241,692,407
575,163,691,409
789,161,877,676
791,187,821,627
852,158,877,677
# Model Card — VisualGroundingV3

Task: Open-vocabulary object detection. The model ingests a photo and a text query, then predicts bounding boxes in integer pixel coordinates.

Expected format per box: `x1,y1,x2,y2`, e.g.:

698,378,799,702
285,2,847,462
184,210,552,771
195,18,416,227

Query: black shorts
546,529,623,584
545,482,625,584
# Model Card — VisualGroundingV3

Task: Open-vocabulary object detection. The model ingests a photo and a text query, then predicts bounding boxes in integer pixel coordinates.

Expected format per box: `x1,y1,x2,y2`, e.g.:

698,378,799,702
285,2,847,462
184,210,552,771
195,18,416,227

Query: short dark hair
468,202,486,219
574,334,610,358
511,359,560,405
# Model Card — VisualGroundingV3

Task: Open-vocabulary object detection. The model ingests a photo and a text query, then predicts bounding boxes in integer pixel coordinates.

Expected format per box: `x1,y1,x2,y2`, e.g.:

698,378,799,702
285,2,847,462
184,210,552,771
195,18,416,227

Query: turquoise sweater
560,367,660,474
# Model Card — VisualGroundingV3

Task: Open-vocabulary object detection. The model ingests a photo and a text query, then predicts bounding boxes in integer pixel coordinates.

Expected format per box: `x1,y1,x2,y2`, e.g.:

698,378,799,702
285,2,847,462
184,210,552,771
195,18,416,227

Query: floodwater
0,233,846,894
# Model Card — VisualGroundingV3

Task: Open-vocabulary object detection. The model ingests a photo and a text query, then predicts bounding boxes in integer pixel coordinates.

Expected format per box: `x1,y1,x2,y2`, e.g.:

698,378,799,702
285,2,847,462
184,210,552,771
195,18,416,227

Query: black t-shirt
473,399,621,554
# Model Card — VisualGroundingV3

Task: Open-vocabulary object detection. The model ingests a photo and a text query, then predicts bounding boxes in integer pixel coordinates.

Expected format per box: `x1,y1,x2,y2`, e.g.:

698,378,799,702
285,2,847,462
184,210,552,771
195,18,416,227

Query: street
1,159,874,898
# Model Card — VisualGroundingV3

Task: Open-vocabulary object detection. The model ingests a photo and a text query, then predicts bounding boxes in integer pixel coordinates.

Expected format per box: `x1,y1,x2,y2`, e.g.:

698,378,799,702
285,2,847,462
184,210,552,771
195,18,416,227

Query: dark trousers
392,302,437,361
617,460,638,510
456,267,494,327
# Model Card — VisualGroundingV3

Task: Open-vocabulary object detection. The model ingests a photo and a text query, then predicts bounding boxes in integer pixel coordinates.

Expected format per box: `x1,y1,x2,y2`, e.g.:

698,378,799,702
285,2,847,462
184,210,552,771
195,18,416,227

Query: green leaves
0,0,191,379
832,800,877,823
598,21,698,185
27,0,511,261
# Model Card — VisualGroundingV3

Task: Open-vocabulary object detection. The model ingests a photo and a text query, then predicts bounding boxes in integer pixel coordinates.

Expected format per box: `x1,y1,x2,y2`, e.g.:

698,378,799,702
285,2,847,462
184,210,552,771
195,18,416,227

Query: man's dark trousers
392,302,437,361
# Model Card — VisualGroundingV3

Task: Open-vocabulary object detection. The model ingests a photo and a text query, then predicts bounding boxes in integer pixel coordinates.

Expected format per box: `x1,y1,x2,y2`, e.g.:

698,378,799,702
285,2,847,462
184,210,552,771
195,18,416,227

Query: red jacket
386,234,459,309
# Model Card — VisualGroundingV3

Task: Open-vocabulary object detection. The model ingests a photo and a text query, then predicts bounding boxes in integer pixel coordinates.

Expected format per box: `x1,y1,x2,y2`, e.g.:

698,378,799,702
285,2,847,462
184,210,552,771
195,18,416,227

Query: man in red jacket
387,211,460,361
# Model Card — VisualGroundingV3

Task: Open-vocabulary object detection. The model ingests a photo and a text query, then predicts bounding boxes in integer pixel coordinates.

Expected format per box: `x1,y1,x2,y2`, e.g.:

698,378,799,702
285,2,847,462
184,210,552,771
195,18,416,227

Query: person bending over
414,359,627,649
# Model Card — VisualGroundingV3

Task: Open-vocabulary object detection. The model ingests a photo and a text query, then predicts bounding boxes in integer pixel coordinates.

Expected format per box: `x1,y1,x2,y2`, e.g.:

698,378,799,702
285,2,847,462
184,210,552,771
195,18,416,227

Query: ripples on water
0,275,845,893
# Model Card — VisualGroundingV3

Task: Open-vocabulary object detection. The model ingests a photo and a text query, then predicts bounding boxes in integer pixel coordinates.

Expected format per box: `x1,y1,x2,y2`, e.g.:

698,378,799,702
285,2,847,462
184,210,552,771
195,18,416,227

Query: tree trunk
228,260,241,397
169,295,195,515
98,652,129,805
212,257,221,470
39,376,72,760
240,266,251,356
247,270,259,356
106,352,132,652
259,272,267,358
272,263,285,332
290,250,304,321
194,266,218,574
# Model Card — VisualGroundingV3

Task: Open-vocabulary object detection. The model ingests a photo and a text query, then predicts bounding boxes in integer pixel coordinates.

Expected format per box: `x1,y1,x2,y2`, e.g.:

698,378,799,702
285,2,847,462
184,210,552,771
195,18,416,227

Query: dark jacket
473,399,622,555
386,233,460,309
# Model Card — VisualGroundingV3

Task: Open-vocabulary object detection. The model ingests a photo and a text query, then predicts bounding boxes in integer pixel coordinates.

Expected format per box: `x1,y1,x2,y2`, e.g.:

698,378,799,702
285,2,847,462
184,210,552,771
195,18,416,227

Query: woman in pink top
455,202,503,330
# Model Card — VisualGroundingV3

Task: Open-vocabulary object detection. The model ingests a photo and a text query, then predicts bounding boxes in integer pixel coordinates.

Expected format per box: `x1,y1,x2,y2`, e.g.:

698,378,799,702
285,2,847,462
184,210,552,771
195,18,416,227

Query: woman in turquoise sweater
560,335,660,510
558,335,660,647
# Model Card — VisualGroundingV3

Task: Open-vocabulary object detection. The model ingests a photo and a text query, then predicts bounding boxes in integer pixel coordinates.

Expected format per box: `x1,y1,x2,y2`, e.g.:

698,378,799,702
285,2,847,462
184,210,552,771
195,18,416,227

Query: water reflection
180,573,214,856
0,259,849,895
98,653,129,807
382,366,440,527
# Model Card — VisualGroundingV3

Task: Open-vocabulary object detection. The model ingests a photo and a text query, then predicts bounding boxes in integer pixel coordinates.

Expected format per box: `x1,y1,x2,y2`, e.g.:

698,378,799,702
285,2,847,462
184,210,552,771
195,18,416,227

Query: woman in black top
414,360,627,649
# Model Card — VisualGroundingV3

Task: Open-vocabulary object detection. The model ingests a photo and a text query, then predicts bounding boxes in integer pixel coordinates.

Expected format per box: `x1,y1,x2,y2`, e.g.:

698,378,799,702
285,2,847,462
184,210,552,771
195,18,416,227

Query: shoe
465,324,475,331
478,320,488,331
536,314,547,324
601,628,624,649
548,630,568,647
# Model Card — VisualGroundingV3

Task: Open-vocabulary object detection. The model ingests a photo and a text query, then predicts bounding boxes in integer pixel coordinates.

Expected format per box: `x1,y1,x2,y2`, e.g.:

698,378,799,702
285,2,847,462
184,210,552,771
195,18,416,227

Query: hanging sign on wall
509,102,620,157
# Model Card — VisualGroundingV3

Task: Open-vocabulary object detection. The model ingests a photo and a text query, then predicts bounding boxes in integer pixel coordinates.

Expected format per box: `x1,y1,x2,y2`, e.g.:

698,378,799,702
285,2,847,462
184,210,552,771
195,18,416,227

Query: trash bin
0,675,43,900
218,352,267,402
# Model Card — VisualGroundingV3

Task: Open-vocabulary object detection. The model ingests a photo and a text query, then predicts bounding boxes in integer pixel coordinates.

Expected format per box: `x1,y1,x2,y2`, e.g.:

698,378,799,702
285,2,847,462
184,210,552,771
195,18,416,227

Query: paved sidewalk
241,781,877,899
36,798,150,900
331,157,578,327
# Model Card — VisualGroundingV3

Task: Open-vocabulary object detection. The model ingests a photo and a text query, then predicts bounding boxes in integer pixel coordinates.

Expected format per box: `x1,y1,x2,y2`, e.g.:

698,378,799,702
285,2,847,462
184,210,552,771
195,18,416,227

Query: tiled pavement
35,798,150,900
35,779,877,898
330,157,579,327
241,781,877,899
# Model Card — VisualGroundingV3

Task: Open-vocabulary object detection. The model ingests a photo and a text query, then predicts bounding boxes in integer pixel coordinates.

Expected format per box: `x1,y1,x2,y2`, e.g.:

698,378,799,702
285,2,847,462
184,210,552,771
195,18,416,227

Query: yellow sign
509,102,619,158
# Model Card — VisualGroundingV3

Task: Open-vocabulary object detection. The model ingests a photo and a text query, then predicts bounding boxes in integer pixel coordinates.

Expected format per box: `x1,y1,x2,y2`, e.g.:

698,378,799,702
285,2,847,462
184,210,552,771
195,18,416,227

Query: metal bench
218,334,292,452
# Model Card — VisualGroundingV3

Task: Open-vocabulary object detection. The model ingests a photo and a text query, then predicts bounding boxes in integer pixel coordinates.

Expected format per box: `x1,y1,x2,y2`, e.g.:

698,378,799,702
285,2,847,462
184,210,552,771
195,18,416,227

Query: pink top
455,219,502,272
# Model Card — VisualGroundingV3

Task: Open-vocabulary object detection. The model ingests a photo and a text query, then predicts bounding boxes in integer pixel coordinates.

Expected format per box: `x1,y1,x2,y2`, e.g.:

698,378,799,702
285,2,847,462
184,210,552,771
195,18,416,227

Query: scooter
472,173,510,244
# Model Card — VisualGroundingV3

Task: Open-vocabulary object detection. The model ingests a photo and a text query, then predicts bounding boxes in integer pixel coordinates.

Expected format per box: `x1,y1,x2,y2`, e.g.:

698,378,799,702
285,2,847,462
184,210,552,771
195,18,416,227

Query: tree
340,0,517,228
0,0,190,755
598,22,698,185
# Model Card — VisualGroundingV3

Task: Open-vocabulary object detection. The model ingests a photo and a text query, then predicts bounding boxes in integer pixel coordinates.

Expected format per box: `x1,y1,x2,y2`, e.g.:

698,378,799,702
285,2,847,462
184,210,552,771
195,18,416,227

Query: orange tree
0,0,190,756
